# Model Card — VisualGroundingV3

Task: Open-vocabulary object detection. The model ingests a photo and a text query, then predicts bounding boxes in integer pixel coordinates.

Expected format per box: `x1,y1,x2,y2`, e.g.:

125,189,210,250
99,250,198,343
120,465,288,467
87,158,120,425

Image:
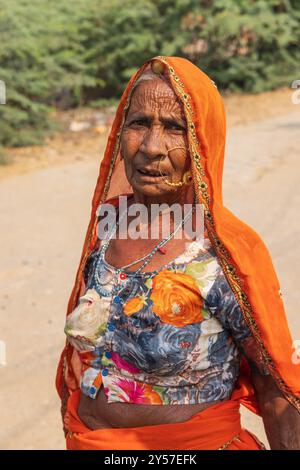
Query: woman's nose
140,126,167,159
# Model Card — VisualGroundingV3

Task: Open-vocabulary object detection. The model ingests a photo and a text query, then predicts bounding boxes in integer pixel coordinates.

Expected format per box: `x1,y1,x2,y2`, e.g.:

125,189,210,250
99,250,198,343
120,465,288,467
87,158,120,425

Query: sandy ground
0,92,299,450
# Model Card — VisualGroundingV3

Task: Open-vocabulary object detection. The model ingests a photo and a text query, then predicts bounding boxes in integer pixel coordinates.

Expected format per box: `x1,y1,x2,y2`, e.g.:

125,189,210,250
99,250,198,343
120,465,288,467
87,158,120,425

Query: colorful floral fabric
64,237,252,405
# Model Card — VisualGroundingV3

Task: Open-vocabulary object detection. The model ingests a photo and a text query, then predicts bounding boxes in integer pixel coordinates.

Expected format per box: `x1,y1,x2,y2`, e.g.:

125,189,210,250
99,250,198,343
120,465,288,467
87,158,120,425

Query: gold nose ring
167,146,186,154
158,153,190,188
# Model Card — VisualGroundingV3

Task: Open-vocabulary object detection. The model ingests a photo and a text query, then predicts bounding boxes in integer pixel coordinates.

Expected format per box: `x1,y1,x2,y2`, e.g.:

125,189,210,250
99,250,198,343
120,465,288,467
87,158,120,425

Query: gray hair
131,69,171,93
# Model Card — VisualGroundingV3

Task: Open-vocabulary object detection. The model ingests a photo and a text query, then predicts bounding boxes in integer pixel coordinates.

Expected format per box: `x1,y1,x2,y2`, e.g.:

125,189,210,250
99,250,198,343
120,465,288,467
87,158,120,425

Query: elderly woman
56,56,300,450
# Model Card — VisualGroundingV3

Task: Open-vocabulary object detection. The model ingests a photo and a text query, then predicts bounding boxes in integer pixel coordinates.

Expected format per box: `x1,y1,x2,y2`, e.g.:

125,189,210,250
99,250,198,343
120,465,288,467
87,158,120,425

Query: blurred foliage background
0,0,299,147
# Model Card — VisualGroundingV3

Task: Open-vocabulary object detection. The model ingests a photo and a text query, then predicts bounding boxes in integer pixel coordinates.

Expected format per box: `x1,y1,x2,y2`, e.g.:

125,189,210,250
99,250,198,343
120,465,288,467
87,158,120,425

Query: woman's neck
131,188,194,210
126,189,195,230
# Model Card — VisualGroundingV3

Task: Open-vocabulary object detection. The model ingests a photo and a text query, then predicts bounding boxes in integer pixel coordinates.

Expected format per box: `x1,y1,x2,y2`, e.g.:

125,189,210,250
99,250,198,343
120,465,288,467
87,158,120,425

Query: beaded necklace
93,205,194,304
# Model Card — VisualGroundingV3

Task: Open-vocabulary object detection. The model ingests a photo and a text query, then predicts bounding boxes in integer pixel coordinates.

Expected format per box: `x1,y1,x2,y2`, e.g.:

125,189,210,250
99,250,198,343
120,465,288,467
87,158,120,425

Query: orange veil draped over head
56,56,300,425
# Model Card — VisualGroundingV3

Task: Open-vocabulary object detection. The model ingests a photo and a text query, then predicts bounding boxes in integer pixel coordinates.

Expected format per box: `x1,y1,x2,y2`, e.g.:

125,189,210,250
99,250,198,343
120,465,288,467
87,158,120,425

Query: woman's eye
130,119,147,127
167,124,185,132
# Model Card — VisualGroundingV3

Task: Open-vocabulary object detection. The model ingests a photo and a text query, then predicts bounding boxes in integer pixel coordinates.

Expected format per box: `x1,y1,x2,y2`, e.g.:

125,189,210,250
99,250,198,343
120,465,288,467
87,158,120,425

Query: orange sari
56,56,300,450
65,385,264,450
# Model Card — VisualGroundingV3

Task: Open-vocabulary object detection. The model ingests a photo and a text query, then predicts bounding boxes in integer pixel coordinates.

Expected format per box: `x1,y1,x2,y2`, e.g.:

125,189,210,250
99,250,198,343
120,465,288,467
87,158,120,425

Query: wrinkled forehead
127,78,186,120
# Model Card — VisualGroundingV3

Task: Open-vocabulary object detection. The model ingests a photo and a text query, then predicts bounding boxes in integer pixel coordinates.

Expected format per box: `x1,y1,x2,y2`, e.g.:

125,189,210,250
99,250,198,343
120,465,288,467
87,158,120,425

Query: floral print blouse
64,235,252,405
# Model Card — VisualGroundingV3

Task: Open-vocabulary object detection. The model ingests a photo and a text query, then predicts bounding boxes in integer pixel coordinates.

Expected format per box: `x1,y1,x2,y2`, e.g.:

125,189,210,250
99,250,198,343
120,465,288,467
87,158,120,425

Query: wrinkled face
120,79,190,200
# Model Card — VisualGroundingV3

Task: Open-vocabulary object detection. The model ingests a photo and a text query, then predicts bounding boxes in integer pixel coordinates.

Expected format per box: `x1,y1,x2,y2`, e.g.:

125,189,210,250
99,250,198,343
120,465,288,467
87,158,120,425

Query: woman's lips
137,168,168,182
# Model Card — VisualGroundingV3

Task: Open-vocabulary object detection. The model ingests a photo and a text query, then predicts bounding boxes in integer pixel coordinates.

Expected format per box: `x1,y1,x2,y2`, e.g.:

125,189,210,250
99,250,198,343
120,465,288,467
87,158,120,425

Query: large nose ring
158,148,191,187
167,146,186,154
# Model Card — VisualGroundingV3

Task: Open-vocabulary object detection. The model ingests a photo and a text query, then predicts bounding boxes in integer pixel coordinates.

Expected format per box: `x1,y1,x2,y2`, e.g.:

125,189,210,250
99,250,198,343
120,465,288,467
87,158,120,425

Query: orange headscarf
56,56,300,425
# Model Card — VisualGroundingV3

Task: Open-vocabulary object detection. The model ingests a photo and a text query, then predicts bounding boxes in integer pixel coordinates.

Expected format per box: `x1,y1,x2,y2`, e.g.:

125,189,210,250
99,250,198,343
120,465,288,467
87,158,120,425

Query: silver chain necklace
92,205,194,304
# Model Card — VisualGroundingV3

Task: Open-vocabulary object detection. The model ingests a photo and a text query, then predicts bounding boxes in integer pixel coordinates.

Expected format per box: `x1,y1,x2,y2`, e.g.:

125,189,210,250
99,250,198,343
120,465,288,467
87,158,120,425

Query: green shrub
0,0,299,147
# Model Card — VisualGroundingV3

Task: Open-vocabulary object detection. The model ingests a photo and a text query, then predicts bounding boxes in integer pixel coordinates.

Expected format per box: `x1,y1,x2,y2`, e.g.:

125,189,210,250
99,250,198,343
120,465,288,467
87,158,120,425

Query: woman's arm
240,335,300,450
251,372,300,450
207,268,300,449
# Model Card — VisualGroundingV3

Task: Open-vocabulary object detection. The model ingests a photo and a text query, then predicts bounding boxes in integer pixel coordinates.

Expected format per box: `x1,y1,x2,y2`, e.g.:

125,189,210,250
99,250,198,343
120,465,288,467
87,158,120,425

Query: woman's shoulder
180,239,222,299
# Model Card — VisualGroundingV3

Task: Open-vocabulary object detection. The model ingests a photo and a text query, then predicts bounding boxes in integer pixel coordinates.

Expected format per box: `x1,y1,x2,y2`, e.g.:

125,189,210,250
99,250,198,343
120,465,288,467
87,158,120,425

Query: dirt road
0,107,299,449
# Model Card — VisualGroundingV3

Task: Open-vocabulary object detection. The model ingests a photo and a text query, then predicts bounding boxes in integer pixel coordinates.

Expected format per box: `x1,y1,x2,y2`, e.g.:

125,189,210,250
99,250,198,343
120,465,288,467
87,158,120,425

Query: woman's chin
131,181,172,198
130,176,169,194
